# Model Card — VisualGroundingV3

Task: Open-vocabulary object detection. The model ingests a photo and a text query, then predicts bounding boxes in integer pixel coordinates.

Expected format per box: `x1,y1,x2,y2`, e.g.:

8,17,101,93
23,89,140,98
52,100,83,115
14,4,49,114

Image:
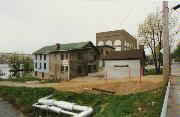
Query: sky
0,0,179,54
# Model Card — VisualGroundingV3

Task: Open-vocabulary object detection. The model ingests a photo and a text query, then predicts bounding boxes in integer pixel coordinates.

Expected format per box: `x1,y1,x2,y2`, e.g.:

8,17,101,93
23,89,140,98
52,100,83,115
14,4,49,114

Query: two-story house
33,41,99,80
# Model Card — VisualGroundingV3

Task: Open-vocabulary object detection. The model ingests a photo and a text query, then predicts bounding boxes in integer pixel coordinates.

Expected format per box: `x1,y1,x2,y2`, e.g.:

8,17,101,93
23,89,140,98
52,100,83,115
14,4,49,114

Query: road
0,98,24,117
167,63,180,117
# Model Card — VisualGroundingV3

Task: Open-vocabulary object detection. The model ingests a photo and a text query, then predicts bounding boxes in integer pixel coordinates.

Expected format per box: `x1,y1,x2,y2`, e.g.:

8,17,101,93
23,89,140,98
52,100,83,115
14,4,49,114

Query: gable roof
104,49,146,60
34,41,92,54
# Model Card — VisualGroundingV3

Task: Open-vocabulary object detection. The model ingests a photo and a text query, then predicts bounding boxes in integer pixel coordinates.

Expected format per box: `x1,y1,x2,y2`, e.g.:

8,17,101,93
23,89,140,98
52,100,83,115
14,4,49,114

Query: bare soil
54,75,163,95
0,75,163,96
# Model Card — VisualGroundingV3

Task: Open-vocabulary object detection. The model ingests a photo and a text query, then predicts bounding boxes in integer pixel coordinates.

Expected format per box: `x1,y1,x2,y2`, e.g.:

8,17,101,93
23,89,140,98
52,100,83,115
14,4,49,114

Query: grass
0,76,42,83
145,68,163,75
0,86,163,117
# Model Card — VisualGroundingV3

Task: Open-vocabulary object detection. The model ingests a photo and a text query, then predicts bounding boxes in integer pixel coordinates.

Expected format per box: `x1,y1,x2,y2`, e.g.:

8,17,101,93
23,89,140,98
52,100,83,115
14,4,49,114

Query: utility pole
163,1,169,87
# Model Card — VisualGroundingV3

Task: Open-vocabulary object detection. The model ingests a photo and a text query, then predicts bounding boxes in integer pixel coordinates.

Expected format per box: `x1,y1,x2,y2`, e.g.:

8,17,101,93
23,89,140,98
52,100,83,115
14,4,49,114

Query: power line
118,0,138,29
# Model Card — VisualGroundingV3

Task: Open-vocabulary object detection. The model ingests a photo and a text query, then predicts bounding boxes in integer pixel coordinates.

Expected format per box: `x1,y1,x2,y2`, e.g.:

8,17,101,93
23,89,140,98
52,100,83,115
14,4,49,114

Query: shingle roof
104,49,145,60
34,41,91,54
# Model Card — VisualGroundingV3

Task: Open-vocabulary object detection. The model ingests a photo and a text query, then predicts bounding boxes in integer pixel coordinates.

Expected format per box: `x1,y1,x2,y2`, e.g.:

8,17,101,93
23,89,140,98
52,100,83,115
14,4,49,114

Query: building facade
33,41,99,80
95,45,115,67
96,29,137,51
104,49,146,79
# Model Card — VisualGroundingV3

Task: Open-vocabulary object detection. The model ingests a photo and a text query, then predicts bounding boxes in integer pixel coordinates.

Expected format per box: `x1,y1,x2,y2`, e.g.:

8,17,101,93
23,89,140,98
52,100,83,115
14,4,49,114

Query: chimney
56,43,60,50
139,45,144,50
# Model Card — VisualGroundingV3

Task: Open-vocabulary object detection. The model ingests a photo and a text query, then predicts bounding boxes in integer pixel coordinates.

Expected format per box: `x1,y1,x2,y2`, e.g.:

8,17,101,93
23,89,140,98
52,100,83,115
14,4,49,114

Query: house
33,41,99,80
95,45,115,67
104,49,146,79
96,29,137,51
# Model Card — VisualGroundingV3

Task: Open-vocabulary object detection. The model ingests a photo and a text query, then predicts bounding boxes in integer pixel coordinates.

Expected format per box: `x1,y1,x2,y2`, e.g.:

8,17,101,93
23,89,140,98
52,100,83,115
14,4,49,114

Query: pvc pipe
74,107,93,117
33,104,77,116
33,96,93,117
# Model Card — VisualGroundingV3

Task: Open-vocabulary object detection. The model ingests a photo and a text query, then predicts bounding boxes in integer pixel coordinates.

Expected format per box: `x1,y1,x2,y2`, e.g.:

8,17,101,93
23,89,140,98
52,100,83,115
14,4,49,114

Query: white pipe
33,96,93,117
33,104,77,116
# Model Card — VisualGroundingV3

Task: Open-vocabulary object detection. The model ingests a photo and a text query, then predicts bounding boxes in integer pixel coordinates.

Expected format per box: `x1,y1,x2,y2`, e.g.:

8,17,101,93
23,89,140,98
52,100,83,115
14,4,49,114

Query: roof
34,41,92,54
104,49,146,60
96,29,137,41
95,45,115,49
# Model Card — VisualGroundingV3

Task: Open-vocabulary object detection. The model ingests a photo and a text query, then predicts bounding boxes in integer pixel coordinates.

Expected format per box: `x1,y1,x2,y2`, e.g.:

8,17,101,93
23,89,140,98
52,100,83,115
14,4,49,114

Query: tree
9,53,33,78
173,43,180,62
137,8,176,73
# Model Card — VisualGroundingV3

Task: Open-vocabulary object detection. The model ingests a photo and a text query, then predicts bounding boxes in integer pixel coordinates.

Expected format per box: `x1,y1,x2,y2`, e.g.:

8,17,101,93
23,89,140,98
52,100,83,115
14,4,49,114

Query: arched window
106,40,112,46
127,42,129,47
114,40,121,46
98,41,104,46
115,47,121,51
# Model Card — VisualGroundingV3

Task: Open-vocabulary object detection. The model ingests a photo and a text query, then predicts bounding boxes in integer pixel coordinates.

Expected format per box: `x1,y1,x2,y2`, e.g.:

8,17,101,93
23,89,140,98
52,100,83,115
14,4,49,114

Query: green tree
9,53,33,78
137,8,176,73
173,43,180,62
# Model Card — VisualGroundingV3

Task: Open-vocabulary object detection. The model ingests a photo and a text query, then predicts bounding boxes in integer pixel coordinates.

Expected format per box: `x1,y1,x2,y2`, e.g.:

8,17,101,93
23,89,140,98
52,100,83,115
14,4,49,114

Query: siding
105,59,140,79
33,54,49,73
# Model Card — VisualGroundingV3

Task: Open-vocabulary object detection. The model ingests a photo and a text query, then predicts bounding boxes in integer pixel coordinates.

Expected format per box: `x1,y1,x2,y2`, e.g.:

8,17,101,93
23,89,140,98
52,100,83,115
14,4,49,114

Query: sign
62,60,69,66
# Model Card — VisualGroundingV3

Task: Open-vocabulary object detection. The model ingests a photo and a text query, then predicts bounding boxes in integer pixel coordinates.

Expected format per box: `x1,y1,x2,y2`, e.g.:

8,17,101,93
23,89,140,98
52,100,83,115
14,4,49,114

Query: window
44,63,46,70
106,50,108,55
42,72,44,78
61,66,64,72
35,62,37,68
106,40,112,46
114,40,121,46
61,53,64,60
115,47,121,51
35,55,37,60
77,66,82,73
66,66,68,71
98,41,104,46
44,54,46,60
40,55,42,60
66,53,68,59
77,52,83,60
39,63,41,69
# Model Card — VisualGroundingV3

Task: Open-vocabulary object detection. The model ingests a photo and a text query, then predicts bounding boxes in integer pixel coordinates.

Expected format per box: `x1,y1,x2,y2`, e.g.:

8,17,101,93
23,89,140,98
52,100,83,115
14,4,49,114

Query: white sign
62,60,69,66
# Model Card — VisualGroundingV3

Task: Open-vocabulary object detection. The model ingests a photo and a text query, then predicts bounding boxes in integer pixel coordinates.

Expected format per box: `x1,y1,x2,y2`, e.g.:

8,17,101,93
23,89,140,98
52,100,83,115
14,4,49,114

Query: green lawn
145,68,163,75
0,86,163,117
0,76,42,83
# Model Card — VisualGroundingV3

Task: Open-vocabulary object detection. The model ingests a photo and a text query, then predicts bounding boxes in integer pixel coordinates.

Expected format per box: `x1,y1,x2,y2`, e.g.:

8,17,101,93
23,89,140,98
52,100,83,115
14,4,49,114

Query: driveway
0,98,24,117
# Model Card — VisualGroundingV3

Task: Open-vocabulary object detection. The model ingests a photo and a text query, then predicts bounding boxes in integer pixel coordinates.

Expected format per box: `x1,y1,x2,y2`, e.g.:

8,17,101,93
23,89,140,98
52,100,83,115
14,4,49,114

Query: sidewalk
166,76,180,117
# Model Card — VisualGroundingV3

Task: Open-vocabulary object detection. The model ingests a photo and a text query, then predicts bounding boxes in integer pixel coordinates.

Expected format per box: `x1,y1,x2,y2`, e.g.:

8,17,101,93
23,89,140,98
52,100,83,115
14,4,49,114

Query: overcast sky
0,0,179,54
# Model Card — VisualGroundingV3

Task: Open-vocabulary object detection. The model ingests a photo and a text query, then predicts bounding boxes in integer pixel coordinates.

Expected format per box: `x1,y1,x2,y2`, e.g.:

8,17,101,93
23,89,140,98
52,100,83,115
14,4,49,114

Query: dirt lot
54,75,163,95
0,75,163,96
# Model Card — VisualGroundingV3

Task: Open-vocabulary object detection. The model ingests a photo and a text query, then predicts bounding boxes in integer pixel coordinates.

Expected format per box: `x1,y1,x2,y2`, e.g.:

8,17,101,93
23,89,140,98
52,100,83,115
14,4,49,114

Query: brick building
95,45,115,67
96,29,137,51
33,41,99,80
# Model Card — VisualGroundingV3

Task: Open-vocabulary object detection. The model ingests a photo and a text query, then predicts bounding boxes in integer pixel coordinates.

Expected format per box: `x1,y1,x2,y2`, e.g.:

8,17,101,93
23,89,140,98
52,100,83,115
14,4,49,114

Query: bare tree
137,9,176,73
